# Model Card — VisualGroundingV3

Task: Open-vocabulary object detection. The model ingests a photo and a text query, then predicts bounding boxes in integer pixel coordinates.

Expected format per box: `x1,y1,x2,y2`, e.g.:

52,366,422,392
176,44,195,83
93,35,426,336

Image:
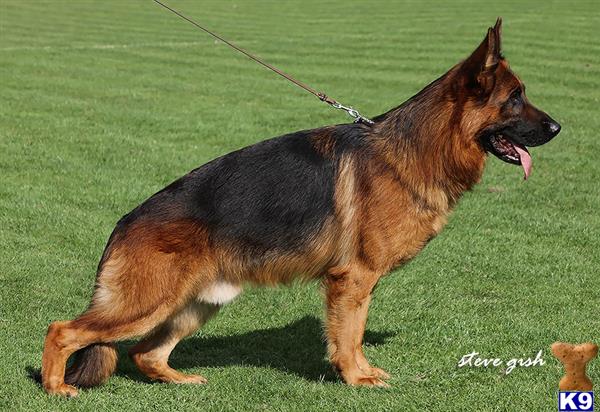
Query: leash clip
330,101,374,125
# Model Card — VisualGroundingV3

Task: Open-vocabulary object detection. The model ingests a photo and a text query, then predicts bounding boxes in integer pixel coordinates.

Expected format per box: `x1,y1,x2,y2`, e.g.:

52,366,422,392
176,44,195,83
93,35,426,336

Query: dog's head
457,18,561,179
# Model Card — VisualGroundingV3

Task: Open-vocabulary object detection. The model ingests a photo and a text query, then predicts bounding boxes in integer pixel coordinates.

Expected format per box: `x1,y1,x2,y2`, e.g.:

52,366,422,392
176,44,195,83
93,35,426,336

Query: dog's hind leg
42,225,217,396
129,301,219,384
42,320,96,397
42,305,177,397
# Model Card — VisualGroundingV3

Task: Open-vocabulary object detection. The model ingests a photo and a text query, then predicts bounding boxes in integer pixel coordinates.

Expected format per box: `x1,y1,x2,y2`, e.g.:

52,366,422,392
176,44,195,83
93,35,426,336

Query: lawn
1,0,599,410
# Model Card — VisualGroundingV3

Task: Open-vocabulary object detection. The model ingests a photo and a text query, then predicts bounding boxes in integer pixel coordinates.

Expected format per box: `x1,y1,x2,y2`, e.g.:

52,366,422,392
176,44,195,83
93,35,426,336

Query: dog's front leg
352,292,391,380
324,265,388,387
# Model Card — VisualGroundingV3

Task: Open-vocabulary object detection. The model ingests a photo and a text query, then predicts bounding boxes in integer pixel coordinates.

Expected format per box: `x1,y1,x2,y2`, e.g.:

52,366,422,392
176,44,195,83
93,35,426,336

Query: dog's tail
64,343,118,388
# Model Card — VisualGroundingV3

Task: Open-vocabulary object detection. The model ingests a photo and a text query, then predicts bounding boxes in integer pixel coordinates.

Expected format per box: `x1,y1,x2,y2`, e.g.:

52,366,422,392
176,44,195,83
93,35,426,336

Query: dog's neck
370,69,487,207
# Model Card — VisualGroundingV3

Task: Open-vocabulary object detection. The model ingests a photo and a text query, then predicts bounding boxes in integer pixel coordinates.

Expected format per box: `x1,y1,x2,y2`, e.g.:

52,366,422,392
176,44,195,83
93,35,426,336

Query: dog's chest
355,177,450,272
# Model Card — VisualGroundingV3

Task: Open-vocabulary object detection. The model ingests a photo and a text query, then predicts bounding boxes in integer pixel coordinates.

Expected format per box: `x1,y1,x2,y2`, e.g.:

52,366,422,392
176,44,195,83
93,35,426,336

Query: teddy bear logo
551,342,598,391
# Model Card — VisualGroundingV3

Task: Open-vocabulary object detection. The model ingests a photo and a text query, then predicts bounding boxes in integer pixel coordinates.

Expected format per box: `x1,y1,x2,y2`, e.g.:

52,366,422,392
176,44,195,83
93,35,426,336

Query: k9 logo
558,392,594,412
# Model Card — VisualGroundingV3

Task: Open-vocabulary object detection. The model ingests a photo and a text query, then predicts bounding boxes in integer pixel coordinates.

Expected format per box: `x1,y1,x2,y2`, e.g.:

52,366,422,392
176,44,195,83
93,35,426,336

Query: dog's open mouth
483,134,532,180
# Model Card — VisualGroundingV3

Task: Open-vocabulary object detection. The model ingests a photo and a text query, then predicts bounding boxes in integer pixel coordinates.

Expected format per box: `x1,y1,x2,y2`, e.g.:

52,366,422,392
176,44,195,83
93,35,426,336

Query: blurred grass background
1,1,599,410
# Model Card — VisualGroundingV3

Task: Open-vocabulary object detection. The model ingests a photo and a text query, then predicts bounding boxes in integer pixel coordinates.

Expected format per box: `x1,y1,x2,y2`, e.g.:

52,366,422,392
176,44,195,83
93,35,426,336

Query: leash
152,0,374,125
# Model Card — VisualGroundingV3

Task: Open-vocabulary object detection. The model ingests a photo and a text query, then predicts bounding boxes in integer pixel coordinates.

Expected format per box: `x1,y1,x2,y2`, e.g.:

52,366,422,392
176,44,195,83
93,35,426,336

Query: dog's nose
544,120,561,137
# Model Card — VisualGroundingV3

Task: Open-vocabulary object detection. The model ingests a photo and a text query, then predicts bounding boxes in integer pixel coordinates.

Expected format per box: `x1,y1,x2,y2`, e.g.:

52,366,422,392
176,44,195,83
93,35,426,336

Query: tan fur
332,155,359,265
324,264,387,386
129,301,220,384
42,219,219,396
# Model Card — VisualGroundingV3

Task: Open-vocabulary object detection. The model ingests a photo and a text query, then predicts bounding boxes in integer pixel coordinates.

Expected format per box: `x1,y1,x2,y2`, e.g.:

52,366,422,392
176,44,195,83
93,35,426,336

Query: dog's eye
510,88,522,102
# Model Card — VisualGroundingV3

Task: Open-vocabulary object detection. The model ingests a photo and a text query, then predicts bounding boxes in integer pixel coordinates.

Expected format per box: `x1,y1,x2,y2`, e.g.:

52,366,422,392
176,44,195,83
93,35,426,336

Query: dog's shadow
27,315,395,386
117,315,395,383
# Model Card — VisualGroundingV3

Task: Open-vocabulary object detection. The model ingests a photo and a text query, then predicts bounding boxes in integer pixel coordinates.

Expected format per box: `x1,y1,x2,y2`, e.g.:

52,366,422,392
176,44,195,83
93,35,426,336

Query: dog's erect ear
460,18,503,94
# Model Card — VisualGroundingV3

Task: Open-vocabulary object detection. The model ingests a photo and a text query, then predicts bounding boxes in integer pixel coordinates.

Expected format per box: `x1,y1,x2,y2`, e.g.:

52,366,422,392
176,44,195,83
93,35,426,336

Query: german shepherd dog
41,19,560,396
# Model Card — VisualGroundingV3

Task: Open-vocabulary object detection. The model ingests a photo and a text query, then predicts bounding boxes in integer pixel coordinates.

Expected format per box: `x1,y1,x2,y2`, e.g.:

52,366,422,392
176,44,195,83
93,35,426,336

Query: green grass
1,0,599,410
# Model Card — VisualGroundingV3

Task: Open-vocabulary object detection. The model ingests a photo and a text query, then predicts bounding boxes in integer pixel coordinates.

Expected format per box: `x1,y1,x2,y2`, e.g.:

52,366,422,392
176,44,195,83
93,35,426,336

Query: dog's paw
46,383,79,398
368,367,391,380
174,374,208,385
352,375,390,388
344,373,390,388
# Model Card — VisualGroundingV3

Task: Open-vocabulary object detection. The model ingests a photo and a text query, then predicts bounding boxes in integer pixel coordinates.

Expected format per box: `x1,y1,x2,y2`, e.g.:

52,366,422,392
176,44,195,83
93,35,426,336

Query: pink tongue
514,143,532,180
